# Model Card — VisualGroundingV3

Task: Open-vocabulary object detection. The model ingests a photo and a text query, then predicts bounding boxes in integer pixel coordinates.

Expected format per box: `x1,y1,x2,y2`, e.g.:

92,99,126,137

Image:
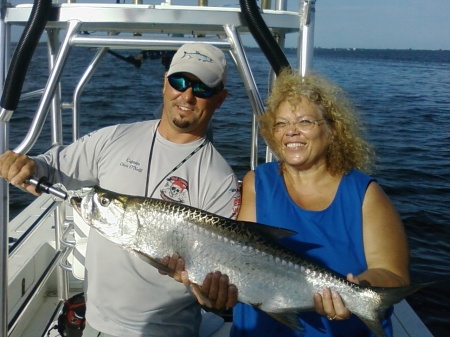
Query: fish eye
99,196,111,207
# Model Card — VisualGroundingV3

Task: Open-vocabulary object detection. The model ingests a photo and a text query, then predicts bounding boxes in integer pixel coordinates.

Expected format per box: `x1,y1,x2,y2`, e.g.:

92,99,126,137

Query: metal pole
274,0,287,64
47,29,63,147
298,0,316,76
261,0,271,9
13,20,82,154
72,48,108,141
275,0,286,10
46,27,70,302
0,0,6,87
0,121,9,337
224,25,265,170
263,0,288,163
0,0,9,333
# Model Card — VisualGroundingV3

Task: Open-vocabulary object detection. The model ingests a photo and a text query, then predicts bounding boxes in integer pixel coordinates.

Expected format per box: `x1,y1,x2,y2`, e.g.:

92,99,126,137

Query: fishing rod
25,177,69,200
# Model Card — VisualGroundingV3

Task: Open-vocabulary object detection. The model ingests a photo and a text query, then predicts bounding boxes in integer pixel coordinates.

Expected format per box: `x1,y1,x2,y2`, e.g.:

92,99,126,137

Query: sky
7,0,450,50
312,0,450,50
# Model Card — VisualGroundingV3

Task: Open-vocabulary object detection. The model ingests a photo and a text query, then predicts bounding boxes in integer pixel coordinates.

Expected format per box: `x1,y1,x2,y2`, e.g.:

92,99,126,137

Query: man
0,43,240,337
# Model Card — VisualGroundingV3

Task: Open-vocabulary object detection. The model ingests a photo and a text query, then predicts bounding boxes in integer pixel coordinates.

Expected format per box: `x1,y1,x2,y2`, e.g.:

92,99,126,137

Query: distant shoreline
314,47,450,52
18,42,450,52
241,45,450,53
282,46,449,52
12,42,450,64
288,47,450,63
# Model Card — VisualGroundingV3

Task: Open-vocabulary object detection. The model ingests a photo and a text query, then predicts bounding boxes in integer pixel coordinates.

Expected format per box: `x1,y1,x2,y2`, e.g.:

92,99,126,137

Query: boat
0,1,436,336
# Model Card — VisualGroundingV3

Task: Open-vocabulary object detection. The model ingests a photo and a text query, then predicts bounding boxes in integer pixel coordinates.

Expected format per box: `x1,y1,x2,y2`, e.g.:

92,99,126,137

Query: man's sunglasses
167,74,222,99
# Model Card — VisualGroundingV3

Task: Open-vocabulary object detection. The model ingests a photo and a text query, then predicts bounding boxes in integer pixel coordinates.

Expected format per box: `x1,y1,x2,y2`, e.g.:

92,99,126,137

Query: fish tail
375,281,435,316
358,282,435,337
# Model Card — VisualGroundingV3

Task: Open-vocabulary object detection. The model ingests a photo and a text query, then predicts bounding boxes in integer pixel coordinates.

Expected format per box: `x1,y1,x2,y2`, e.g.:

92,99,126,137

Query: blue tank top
231,162,393,337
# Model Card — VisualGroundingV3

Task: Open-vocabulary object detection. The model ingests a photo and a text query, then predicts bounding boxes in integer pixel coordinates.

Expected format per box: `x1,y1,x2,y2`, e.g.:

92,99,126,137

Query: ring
327,314,337,321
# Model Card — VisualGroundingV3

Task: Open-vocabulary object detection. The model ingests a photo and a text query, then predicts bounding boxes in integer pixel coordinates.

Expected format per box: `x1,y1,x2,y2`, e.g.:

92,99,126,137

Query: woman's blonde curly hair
259,68,374,176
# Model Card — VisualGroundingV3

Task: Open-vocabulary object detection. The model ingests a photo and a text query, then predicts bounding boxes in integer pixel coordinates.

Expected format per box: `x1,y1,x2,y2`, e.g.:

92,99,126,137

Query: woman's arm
237,170,256,222
315,181,410,320
359,181,410,286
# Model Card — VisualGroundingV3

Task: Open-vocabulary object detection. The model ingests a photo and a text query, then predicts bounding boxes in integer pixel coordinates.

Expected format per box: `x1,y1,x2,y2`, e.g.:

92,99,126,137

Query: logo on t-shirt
231,188,242,219
160,176,189,203
119,158,144,173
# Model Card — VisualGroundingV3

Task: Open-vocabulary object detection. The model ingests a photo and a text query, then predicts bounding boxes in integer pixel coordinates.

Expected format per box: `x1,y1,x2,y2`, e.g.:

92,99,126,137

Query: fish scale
71,186,427,336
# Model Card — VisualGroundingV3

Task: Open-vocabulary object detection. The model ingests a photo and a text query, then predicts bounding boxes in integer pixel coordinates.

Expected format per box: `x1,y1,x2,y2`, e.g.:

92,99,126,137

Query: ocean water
5,44,450,336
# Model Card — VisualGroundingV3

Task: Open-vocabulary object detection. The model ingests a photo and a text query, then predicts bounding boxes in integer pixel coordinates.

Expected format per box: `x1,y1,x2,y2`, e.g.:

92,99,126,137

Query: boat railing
8,199,60,257
6,194,71,337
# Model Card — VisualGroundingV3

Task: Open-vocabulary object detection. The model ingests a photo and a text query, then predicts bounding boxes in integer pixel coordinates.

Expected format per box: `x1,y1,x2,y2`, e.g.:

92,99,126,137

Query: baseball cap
167,43,227,88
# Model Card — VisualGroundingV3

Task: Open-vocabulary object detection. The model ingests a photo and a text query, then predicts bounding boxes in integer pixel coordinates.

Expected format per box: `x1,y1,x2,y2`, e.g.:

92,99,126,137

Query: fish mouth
69,196,82,216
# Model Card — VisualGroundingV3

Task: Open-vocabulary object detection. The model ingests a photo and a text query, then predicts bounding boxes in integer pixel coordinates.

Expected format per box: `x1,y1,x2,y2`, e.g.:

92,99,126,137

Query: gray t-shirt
34,120,241,337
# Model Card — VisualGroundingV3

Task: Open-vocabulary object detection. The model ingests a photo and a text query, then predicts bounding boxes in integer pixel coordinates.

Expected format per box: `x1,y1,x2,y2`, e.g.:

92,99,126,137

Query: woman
231,69,410,337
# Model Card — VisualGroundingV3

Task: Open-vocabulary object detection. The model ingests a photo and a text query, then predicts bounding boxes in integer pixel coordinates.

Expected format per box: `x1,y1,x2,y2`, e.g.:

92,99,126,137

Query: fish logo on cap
182,51,214,63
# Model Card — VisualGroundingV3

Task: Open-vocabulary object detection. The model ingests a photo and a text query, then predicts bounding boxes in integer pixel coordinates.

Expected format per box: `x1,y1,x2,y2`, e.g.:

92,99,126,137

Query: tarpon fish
70,186,423,337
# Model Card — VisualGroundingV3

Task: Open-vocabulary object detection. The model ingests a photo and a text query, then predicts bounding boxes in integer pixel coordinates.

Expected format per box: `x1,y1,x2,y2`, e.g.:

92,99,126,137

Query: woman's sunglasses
167,74,222,99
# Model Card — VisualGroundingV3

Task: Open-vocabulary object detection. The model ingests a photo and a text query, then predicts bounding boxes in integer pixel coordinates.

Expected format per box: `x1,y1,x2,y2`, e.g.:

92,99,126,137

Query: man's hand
159,253,185,281
159,253,238,310
313,273,358,321
0,150,39,195
194,271,238,310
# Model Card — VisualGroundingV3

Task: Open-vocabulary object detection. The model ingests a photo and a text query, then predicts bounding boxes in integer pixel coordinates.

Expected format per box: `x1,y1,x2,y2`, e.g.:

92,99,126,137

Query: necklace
144,123,207,198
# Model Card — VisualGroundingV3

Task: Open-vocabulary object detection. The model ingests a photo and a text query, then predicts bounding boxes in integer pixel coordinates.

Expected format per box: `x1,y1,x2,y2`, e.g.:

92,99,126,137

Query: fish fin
133,250,182,279
358,317,387,337
263,308,305,332
355,281,441,337
241,221,297,240
372,281,437,315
